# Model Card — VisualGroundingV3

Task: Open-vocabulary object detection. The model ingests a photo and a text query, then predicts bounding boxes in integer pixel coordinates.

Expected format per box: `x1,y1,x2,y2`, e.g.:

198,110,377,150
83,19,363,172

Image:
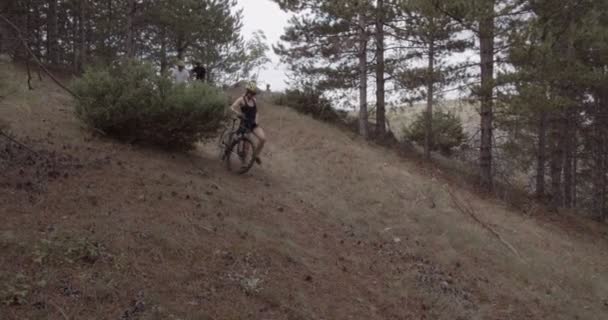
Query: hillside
1,66,608,319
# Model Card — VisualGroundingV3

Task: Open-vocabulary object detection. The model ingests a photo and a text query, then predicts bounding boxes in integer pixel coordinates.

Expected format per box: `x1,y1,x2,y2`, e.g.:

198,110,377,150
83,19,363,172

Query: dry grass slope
1,64,607,319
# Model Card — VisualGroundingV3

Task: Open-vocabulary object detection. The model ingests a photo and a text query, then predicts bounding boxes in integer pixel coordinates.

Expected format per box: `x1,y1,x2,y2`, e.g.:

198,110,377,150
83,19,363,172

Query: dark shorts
240,120,258,132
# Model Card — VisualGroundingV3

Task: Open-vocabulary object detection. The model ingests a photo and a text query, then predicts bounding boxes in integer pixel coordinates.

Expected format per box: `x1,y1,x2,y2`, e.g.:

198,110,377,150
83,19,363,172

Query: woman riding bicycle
230,82,266,165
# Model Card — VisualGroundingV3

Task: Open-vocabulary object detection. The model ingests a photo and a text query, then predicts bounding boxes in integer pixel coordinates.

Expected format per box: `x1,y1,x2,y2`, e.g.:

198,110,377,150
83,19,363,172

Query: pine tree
393,0,470,159
432,0,529,192
502,0,608,216
274,0,376,137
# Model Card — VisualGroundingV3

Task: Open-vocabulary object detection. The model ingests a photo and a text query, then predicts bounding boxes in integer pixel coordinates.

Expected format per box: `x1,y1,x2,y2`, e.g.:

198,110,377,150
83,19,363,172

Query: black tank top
241,96,257,124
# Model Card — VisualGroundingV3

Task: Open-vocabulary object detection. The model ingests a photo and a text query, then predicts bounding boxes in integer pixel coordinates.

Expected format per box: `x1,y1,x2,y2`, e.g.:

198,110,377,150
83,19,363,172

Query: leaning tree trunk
425,38,435,160
375,0,386,138
358,13,369,139
536,110,548,198
478,0,496,191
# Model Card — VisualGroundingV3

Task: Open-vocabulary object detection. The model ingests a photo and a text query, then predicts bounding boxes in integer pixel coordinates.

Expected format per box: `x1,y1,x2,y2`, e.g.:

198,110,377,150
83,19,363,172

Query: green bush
72,61,227,150
404,109,466,155
274,88,346,122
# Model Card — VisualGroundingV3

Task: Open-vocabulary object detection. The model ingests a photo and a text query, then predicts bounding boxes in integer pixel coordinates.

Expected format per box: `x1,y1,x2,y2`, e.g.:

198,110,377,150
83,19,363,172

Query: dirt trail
1,71,607,319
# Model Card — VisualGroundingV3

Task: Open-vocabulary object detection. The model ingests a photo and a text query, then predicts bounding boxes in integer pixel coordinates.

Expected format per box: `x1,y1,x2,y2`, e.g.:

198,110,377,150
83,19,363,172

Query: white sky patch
237,0,291,91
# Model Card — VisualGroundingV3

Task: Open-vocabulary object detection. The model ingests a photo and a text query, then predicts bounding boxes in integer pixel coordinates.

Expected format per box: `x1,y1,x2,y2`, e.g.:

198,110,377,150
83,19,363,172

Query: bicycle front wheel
225,137,256,174
217,128,232,159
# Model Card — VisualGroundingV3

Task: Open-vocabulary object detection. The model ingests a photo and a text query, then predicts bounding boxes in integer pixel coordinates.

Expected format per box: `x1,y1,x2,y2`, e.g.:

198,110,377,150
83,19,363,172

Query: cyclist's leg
251,126,266,158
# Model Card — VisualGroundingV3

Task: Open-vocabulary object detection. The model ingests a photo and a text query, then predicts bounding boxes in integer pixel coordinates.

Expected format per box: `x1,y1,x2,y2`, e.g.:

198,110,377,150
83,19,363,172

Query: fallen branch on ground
0,130,41,157
445,185,523,260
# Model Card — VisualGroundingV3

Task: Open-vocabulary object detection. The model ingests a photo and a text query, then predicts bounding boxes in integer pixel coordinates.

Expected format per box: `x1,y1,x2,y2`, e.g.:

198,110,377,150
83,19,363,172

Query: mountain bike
218,117,256,174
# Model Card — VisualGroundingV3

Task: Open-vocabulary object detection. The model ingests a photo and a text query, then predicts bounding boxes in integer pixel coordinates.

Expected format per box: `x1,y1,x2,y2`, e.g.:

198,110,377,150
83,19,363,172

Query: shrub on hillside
71,61,227,150
404,110,466,155
274,88,346,122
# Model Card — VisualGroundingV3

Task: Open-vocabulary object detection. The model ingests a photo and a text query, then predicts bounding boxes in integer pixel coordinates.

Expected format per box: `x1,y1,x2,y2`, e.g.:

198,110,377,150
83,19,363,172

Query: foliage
273,0,372,90
392,0,470,103
274,88,346,123
1,0,266,83
239,30,272,81
71,61,227,150
405,110,466,155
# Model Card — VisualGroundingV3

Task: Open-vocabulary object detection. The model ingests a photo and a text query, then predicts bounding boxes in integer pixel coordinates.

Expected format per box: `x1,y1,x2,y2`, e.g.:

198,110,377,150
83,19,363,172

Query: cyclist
230,82,266,165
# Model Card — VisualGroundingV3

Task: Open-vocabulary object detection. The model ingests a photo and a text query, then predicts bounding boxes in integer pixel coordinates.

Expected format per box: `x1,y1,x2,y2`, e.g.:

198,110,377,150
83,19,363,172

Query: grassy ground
1,63,607,319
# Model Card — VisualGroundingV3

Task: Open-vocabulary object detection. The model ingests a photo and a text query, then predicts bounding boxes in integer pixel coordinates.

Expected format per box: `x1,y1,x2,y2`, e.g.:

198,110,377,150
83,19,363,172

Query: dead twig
445,185,523,260
78,123,107,136
49,300,70,320
26,58,33,90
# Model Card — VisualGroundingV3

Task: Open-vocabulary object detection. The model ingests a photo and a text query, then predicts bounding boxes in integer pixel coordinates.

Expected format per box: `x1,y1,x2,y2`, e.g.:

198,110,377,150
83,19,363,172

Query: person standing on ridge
230,82,266,165
171,60,190,84
191,61,206,82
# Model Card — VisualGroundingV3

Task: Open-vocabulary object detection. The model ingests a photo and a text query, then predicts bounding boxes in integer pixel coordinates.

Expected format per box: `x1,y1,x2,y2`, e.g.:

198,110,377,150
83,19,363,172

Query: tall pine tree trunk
562,27,577,209
47,0,58,64
358,13,369,139
549,111,565,211
160,27,167,73
592,93,607,220
375,0,386,138
75,0,86,73
125,0,136,58
563,109,575,208
176,35,186,60
479,0,495,191
536,111,547,198
572,146,578,208
72,10,78,72
425,39,435,160
80,0,86,70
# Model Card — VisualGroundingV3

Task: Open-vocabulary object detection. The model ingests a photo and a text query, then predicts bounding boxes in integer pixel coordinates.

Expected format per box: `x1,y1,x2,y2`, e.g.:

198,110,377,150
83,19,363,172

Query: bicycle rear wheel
225,137,256,174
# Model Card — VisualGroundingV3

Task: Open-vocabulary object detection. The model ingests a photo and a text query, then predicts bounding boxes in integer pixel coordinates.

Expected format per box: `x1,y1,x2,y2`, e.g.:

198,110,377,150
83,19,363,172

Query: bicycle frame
219,118,251,154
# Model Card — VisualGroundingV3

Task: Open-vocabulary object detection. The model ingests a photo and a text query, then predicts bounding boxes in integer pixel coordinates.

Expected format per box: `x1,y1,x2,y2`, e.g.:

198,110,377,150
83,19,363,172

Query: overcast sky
237,0,291,91
235,0,472,100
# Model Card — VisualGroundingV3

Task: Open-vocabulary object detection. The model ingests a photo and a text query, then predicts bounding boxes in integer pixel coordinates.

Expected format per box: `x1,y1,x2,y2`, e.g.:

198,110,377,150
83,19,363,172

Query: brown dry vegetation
1,65,608,319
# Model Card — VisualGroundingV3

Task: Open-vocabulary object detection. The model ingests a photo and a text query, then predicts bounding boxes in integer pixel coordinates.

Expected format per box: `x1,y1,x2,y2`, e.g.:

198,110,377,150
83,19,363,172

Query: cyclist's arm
230,97,244,118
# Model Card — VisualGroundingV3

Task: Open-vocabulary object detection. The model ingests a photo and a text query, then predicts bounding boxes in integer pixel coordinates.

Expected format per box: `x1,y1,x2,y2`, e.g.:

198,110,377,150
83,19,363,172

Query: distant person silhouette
191,61,206,82
171,60,189,84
